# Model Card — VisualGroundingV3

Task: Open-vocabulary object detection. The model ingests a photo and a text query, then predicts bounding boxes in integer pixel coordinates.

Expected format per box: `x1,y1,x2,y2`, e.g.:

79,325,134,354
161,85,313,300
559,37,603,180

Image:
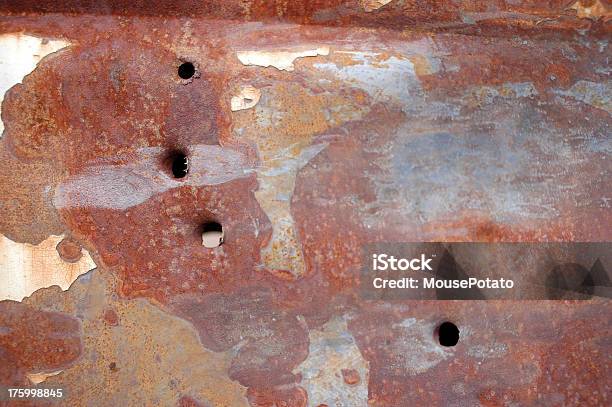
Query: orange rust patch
103,309,119,326
341,368,361,385
56,237,83,263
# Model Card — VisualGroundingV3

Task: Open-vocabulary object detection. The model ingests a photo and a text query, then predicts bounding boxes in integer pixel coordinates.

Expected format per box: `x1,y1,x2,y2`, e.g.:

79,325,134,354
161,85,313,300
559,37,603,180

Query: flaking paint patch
0,33,69,137
26,370,63,384
0,233,96,301
361,0,394,13
231,85,261,111
236,47,330,71
353,76,608,233
294,316,369,407
382,127,564,225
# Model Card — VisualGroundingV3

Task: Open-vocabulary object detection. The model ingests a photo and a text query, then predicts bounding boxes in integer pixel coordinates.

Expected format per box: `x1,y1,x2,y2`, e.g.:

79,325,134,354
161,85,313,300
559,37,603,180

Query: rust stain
0,33,69,137
0,9,609,407
0,301,82,385
569,0,612,21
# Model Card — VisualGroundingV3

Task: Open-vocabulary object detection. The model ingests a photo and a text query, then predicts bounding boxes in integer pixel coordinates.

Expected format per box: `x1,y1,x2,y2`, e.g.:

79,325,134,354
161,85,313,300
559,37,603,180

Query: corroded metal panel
0,2,610,406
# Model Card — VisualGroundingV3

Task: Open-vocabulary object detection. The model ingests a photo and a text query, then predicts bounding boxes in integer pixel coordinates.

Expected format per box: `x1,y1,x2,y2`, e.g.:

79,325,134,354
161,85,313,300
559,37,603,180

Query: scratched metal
0,3,611,406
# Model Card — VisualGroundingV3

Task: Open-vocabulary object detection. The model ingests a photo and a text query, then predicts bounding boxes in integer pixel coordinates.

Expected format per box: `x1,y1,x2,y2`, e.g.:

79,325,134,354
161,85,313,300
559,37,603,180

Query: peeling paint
0,13,610,407
26,369,63,384
236,47,330,71
361,0,394,13
0,234,96,301
0,33,69,137
231,85,261,111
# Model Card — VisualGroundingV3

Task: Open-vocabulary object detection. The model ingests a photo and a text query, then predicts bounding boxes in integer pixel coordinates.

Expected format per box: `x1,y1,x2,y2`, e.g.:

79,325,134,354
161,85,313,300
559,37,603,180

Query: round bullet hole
437,321,459,347
170,152,189,178
201,222,223,248
178,62,195,79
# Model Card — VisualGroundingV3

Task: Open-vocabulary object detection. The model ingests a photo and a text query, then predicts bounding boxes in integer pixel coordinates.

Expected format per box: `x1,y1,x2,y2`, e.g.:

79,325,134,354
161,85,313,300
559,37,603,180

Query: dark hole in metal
437,321,459,347
178,62,195,79
171,152,189,178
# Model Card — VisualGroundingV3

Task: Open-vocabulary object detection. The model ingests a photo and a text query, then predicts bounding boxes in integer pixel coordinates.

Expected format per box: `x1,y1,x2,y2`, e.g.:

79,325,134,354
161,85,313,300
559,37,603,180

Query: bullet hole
437,321,459,347
201,222,223,248
167,151,189,179
178,62,195,79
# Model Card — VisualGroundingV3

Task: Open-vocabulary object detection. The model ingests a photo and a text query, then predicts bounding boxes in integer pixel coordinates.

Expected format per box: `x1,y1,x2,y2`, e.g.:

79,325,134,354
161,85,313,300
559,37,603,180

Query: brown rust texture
0,6,610,407
0,302,82,386
0,1,611,34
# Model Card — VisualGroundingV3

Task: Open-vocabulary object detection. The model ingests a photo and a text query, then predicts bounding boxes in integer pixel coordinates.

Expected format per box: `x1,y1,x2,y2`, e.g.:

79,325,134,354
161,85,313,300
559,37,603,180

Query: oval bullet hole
178,62,195,79
171,152,189,178
201,222,223,248
437,321,459,347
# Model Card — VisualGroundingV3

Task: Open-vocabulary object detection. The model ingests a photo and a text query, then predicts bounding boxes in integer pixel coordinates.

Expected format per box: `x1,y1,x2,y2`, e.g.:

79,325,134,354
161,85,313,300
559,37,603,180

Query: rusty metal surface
0,2,611,406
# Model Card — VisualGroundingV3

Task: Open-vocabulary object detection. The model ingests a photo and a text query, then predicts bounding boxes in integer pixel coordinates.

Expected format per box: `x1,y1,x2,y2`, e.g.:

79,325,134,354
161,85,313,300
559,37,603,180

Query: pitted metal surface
0,3,610,406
